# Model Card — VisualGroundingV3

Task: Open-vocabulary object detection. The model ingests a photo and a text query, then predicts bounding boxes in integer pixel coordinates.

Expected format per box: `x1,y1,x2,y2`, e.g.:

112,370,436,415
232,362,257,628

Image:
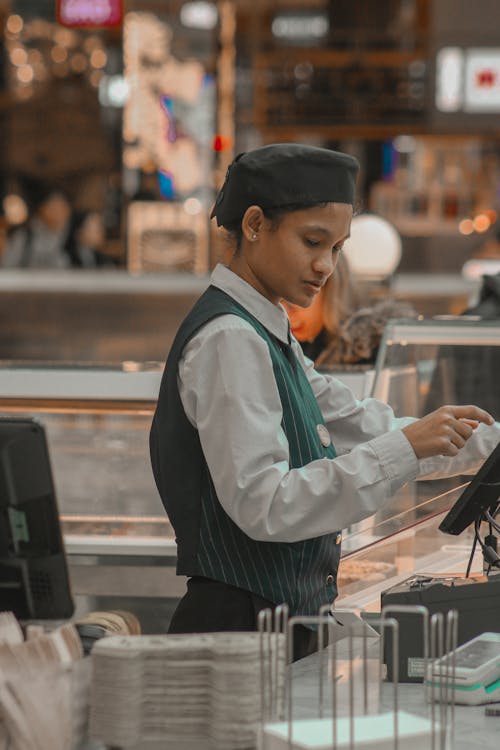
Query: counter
288,632,499,749
0,269,479,362
0,361,374,632
1,317,499,633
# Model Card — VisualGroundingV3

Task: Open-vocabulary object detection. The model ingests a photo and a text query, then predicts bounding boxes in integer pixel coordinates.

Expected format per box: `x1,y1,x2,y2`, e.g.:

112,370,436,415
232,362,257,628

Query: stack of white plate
90,632,284,750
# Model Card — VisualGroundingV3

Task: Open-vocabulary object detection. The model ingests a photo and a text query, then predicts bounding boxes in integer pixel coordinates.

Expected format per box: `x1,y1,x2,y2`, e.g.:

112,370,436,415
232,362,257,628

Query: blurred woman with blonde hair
283,251,416,366
283,252,361,361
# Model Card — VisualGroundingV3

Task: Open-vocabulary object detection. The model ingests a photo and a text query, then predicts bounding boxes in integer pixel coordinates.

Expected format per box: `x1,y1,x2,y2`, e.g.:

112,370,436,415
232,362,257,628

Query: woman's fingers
445,407,492,452
402,404,495,459
459,418,479,429
452,419,475,442
451,405,494,425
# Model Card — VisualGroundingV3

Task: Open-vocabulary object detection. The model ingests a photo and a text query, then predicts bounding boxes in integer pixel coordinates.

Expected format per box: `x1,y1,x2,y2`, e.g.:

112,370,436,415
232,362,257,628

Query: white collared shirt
178,264,500,543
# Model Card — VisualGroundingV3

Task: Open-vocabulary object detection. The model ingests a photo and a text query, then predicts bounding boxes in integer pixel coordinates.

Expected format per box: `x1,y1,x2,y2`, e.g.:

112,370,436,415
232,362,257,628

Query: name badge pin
316,424,331,448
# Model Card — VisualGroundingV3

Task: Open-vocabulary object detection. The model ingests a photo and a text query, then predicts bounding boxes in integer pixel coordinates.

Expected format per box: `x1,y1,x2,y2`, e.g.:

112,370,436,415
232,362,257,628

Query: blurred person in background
283,252,416,367
471,224,500,261
63,210,114,268
1,183,72,269
282,251,360,361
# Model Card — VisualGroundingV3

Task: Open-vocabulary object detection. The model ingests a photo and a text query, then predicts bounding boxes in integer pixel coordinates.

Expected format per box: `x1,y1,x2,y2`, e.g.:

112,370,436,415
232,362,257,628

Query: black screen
439,441,500,536
0,417,74,619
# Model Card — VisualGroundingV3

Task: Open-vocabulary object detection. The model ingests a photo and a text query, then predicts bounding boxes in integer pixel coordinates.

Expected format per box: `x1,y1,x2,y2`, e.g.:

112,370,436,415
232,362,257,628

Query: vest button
326,574,334,586
316,423,331,447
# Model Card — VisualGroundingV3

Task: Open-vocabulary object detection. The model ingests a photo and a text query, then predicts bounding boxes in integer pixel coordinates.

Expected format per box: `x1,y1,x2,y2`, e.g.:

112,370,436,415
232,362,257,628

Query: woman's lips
303,280,323,293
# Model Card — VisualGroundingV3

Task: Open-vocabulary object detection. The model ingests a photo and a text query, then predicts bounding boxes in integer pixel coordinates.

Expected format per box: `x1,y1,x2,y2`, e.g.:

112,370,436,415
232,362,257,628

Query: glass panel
372,319,500,419
338,318,500,608
3,407,172,540
338,495,479,611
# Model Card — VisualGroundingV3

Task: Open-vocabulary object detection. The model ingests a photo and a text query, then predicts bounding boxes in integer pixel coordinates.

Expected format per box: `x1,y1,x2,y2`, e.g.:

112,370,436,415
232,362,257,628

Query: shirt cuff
369,429,419,492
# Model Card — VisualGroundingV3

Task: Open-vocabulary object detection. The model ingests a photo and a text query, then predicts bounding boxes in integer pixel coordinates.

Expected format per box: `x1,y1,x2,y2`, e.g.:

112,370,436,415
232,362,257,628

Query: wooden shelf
256,123,428,141
254,48,428,69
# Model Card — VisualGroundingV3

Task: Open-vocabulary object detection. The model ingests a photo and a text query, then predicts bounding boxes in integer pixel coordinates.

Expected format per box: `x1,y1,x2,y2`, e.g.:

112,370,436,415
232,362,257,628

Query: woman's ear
241,205,265,243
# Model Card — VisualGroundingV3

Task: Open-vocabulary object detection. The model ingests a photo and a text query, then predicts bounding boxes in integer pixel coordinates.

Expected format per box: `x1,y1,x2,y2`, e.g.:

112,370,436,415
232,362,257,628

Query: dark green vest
150,285,342,616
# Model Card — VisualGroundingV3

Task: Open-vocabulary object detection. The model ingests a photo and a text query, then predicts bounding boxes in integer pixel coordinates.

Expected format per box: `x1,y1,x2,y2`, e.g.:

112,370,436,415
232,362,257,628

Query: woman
150,143,498,659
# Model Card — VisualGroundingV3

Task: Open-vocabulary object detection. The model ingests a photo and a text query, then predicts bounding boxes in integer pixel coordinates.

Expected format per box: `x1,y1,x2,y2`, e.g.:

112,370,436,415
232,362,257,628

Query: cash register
0,417,74,620
382,440,500,682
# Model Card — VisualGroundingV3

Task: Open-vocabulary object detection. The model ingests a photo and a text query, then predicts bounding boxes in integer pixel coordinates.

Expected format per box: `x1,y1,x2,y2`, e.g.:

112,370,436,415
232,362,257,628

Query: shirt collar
211,264,290,345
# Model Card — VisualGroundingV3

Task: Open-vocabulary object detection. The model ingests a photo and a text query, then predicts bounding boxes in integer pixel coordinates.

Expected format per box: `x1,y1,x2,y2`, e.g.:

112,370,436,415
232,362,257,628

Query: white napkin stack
0,614,88,750
90,632,285,750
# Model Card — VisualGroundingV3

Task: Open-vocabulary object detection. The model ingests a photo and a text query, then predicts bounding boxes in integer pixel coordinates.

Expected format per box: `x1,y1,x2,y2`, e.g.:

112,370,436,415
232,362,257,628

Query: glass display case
371,317,500,419
337,317,500,609
0,360,381,544
0,361,167,541
337,481,479,610
0,361,376,630
0,362,179,632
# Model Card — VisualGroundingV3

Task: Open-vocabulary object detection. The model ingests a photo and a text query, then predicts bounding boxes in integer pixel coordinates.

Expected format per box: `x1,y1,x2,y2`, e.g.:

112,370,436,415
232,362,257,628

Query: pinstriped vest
150,285,342,616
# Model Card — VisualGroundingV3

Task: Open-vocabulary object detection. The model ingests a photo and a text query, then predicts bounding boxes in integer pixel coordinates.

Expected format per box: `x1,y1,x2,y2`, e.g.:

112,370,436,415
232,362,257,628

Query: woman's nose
312,250,335,277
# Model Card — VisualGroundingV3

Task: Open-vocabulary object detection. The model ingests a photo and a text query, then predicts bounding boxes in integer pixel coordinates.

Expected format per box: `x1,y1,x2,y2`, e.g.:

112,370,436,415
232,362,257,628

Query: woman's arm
297,341,500,480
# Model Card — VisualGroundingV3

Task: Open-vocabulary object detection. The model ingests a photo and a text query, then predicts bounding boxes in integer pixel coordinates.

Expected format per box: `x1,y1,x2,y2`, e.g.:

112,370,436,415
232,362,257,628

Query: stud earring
252,234,257,240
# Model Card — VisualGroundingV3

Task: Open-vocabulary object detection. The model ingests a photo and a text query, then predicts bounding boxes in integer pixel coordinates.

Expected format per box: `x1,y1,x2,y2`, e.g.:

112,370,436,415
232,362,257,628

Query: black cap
210,143,359,227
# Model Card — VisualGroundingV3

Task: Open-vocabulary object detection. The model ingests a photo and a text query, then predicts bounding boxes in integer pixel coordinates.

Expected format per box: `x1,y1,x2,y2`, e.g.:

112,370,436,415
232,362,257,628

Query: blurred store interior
1,1,500,633
0,1,499,283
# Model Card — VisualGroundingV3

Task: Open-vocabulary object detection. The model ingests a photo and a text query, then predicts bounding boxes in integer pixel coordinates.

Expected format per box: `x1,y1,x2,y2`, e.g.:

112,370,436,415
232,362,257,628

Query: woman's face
282,292,324,342
234,202,352,307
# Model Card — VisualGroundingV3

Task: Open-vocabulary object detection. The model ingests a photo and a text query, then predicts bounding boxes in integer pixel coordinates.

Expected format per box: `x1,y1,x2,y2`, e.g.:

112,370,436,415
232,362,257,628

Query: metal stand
259,604,459,750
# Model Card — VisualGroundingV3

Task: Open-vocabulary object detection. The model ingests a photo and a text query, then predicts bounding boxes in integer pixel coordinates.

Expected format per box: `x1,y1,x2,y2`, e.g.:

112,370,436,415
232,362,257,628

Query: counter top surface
289,630,499,749
0,269,479,296
0,269,210,294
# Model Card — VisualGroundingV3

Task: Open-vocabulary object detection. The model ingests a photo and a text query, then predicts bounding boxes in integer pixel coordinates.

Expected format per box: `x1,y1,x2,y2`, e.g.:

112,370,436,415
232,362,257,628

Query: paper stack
260,712,436,750
90,631,285,750
0,613,89,750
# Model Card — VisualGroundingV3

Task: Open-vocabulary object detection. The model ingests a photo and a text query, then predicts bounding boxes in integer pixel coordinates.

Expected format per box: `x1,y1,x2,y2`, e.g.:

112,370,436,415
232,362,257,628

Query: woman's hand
402,405,494,459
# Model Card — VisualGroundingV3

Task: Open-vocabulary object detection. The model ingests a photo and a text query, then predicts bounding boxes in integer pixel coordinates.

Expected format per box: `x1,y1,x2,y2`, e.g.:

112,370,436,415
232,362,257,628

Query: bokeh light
90,49,107,69
473,214,491,233
16,65,34,84
458,219,474,235
184,197,202,215
51,46,68,64
10,47,28,66
6,15,23,35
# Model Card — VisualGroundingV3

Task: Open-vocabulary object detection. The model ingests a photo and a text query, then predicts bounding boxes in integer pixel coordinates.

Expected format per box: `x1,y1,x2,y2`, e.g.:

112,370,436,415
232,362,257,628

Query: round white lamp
343,214,402,279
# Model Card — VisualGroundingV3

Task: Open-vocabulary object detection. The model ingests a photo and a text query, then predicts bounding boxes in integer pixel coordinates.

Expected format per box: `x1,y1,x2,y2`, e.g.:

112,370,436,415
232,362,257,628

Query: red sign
57,0,123,28
476,69,497,87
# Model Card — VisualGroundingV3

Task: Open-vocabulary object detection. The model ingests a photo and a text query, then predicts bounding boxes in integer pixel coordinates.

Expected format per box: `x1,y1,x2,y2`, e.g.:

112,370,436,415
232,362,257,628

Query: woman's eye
305,238,320,247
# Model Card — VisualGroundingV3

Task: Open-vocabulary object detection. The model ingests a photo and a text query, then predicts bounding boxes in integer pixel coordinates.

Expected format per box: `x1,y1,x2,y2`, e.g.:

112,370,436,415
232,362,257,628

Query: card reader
426,632,500,705
381,573,500,682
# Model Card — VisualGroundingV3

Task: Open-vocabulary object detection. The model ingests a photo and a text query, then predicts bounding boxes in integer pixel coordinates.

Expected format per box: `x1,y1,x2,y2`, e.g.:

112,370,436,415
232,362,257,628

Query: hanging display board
57,0,123,28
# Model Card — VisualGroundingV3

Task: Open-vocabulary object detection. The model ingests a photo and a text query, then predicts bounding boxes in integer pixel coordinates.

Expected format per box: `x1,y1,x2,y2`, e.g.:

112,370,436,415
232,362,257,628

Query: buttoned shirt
178,264,500,543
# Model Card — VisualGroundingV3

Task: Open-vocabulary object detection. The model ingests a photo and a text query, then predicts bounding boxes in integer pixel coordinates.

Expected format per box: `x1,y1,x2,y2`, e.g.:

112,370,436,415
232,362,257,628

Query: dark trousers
169,576,318,662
